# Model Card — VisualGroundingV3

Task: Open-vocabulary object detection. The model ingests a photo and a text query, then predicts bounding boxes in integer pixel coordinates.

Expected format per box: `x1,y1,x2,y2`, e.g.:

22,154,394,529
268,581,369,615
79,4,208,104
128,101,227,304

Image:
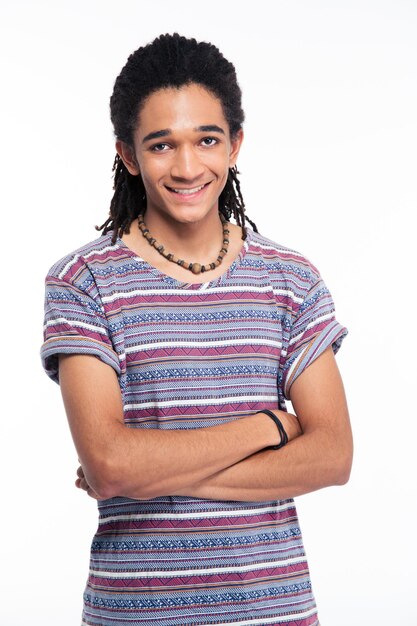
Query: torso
41,227,344,625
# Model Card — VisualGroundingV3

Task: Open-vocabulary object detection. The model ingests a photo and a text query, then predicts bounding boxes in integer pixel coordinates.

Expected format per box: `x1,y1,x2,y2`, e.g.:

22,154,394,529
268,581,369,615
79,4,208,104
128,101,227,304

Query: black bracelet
257,409,289,450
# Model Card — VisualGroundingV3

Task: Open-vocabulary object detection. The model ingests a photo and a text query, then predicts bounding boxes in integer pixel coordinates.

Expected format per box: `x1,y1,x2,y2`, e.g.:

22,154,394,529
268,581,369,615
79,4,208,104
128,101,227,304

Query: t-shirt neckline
115,227,253,291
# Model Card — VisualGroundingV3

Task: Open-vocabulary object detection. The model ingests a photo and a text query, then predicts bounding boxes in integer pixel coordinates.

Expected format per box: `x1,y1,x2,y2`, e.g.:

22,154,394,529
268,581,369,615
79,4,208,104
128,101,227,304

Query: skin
62,83,353,502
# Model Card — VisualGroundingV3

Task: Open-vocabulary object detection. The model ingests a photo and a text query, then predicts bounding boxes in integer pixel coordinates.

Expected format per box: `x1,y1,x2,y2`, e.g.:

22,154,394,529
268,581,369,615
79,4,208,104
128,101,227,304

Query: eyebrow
142,125,225,144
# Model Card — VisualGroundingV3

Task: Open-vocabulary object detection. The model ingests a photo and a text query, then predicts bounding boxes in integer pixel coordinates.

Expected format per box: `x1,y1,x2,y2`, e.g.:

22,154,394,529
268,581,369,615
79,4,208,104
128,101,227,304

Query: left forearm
173,428,353,502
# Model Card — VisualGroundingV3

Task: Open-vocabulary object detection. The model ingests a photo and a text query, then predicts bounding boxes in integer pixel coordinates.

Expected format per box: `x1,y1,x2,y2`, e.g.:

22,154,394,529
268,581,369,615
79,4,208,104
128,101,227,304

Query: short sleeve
279,273,348,400
40,273,121,384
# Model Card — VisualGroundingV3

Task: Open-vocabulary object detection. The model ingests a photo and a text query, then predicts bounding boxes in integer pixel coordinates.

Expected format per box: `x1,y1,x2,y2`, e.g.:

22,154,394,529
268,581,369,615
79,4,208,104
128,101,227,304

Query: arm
59,353,301,501
172,346,353,501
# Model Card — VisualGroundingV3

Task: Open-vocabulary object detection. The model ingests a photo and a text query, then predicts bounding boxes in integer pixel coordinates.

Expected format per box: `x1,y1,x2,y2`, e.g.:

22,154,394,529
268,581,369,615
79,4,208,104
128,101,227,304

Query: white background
1,1,416,624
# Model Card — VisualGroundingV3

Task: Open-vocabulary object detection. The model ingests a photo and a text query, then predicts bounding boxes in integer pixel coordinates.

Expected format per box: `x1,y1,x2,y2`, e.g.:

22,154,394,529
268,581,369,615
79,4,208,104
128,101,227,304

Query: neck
141,208,225,262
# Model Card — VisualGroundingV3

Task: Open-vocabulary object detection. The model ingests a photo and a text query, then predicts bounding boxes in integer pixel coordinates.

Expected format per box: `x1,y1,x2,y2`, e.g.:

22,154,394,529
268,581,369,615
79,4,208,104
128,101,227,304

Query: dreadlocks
96,33,258,244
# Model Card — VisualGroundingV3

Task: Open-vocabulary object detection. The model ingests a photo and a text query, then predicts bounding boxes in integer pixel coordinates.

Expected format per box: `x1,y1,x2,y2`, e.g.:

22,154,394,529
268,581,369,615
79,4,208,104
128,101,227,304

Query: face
116,83,243,227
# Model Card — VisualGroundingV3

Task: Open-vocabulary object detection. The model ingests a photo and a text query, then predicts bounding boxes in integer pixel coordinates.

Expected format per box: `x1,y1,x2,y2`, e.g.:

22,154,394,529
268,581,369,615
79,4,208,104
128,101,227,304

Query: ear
115,140,140,176
228,128,244,168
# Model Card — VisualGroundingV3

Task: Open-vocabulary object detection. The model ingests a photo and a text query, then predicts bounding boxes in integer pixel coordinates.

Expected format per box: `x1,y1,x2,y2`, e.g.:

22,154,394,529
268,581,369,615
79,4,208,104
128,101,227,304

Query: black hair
96,32,258,243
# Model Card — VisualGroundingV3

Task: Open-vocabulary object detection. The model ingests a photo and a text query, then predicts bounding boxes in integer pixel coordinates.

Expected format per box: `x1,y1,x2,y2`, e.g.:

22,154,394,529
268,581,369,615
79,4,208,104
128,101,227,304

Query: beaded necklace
137,213,230,275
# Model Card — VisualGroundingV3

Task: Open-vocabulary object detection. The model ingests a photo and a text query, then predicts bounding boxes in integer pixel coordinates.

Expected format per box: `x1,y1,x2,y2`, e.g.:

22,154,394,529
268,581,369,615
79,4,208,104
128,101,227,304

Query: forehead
136,83,228,136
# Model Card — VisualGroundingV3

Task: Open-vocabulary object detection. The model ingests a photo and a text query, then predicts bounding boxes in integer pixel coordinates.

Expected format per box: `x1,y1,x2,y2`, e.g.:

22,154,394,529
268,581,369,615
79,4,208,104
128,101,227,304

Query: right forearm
90,411,285,500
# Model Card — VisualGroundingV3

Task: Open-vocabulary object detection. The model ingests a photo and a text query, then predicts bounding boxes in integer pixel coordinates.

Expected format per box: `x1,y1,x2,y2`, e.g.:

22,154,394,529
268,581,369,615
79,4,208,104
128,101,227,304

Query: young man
41,33,352,626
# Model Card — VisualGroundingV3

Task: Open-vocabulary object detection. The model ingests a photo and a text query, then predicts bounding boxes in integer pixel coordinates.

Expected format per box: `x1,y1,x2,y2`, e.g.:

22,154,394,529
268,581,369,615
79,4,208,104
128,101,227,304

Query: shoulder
246,228,322,288
45,231,117,285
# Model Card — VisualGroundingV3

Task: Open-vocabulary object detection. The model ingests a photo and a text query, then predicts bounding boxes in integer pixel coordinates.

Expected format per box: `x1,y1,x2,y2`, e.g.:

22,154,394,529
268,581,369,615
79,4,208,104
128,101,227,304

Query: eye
201,136,218,147
150,143,170,152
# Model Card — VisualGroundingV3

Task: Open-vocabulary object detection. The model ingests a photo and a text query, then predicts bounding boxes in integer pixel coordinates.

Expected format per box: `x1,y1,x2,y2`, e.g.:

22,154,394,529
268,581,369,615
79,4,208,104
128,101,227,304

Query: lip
165,181,212,201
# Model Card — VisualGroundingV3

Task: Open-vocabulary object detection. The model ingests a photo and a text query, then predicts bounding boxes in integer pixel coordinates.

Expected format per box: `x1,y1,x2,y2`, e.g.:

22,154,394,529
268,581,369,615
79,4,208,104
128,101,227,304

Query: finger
75,476,92,493
86,486,100,500
79,477,90,492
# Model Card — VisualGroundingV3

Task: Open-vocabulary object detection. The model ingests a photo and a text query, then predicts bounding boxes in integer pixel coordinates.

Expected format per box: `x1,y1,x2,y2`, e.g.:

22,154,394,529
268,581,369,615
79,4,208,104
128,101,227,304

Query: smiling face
116,83,243,228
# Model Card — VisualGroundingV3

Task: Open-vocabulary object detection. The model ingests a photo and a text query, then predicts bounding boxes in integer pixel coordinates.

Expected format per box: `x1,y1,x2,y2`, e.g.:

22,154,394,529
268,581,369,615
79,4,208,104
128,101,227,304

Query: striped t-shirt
41,226,347,626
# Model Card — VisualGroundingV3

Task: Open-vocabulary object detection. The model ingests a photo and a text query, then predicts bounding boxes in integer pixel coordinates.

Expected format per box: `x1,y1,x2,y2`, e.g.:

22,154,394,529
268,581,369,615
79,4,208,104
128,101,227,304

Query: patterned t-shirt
41,226,347,626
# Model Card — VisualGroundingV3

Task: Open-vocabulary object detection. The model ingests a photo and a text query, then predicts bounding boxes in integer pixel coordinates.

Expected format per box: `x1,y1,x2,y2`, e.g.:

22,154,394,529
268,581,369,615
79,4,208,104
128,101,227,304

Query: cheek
205,151,231,176
139,162,164,191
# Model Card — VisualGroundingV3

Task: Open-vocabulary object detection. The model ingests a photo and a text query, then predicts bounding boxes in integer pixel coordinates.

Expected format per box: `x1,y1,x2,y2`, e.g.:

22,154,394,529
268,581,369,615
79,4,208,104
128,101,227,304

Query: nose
170,145,205,181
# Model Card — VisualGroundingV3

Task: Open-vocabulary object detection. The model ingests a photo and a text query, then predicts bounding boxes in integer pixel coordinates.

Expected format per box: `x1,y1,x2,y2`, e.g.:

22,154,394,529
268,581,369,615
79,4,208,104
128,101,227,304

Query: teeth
171,184,205,195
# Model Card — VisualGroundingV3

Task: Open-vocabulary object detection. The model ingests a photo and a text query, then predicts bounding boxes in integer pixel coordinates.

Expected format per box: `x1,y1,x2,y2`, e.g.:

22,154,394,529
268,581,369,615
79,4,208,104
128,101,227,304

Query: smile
166,182,211,196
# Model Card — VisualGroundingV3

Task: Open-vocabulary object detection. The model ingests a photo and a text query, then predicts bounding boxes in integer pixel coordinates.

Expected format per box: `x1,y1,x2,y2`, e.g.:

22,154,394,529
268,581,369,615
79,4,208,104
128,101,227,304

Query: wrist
256,410,288,449
249,411,284,449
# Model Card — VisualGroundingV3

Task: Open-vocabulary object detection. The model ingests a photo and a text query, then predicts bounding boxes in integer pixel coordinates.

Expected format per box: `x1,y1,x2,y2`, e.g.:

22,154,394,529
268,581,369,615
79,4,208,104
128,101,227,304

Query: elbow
92,476,121,501
85,461,120,500
324,424,353,487
332,447,353,486
334,461,351,486
85,456,148,501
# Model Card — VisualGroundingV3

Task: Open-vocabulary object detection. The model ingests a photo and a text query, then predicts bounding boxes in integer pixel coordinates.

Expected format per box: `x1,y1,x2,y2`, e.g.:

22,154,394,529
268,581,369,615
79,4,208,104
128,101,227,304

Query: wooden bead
191,263,202,274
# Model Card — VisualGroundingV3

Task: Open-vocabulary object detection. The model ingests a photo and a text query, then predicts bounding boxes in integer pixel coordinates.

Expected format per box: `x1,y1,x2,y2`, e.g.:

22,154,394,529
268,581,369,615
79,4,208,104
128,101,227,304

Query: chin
168,205,218,225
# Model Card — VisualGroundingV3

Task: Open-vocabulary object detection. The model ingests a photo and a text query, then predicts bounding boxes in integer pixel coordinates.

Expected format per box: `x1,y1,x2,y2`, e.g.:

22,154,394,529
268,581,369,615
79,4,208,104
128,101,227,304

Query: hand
75,465,103,500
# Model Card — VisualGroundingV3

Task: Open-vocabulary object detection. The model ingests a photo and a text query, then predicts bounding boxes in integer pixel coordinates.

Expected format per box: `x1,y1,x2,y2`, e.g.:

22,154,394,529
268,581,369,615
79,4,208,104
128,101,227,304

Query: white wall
1,1,415,624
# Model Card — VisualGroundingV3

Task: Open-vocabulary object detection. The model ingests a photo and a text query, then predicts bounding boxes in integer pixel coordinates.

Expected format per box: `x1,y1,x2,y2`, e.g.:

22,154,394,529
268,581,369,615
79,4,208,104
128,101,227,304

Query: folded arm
172,346,353,501
58,354,301,500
